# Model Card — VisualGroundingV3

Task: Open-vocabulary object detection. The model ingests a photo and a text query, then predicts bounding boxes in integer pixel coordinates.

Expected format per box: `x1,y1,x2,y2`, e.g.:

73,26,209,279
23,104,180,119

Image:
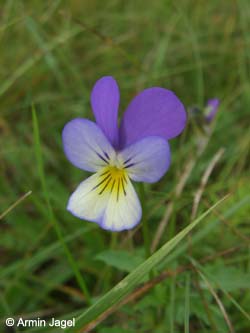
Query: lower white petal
67,168,142,231
67,172,110,223
101,178,142,231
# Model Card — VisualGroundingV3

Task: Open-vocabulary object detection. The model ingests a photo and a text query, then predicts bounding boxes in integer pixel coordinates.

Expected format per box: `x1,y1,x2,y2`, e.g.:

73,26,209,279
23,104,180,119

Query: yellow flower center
94,166,128,201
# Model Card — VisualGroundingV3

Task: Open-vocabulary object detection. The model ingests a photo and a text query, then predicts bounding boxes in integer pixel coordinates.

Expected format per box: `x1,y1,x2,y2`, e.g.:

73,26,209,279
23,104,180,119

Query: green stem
111,232,118,249
139,183,150,258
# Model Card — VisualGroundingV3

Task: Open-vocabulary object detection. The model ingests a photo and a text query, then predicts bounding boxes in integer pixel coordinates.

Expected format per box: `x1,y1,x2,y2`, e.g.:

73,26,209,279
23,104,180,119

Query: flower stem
139,183,151,258
111,232,118,249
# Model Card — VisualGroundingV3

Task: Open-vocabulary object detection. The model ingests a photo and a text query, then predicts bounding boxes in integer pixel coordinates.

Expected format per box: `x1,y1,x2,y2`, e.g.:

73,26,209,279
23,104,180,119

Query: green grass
0,1,250,332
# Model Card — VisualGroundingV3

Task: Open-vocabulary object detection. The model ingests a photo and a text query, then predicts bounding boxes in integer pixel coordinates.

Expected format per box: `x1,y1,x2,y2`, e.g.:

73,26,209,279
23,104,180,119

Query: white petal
67,172,110,222
67,169,142,231
101,177,142,231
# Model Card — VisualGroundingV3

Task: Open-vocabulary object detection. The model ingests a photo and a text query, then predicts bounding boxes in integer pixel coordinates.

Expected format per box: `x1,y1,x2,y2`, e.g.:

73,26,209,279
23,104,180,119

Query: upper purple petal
91,76,120,148
119,87,187,148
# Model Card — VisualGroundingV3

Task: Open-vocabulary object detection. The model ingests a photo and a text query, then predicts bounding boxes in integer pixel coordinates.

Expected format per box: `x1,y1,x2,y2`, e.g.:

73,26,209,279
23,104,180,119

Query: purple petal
119,87,187,148
91,76,120,148
62,118,116,172
117,136,171,183
205,98,220,122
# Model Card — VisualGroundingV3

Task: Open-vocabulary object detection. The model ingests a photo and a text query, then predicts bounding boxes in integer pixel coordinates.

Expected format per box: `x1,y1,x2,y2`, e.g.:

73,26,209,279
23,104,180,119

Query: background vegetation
0,0,249,332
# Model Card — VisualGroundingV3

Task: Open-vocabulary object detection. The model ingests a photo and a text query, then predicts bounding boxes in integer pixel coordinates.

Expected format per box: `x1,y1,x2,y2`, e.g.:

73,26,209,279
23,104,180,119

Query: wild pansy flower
62,76,186,231
204,98,220,123
189,98,219,125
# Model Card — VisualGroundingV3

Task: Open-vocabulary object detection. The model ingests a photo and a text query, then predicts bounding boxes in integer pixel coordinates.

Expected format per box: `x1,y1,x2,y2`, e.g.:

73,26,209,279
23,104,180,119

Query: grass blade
0,190,32,220
32,105,91,304
170,272,176,333
65,195,228,332
191,258,250,322
184,273,190,333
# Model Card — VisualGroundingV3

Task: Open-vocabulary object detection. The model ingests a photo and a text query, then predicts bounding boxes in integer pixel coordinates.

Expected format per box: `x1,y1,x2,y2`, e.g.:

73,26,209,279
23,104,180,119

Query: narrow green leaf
65,196,228,332
184,273,190,333
32,106,91,304
190,258,250,322
170,273,176,333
